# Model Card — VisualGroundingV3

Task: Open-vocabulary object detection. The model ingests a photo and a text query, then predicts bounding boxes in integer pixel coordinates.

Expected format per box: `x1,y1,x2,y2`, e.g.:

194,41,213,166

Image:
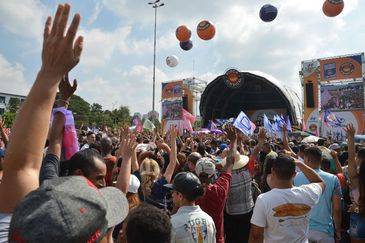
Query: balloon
180,40,193,51
166,55,179,67
196,20,216,40
259,4,278,22
323,0,344,17
176,25,191,42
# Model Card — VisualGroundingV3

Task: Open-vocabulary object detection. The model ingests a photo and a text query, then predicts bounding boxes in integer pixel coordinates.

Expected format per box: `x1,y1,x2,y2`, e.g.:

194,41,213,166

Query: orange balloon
197,20,216,41
176,25,191,42
322,0,344,17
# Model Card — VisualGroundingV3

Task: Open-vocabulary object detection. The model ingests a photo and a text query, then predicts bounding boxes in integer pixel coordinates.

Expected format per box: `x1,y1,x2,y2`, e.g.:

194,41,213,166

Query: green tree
2,112,16,127
7,97,21,113
91,103,103,113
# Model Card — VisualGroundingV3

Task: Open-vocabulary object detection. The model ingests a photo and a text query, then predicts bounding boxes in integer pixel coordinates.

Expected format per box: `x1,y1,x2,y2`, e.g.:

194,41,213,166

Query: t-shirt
80,143,90,150
196,171,231,243
251,183,322,243
171,206,216,243
0,213,12,243
294,169,342,237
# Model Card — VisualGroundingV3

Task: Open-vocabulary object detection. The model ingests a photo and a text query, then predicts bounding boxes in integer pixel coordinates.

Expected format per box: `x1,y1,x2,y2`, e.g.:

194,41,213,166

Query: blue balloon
180,40,193,51
259,4,278,22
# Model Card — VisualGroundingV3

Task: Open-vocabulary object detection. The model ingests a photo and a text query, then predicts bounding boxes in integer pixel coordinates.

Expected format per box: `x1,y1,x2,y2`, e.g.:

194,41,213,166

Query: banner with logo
161,80,183,99
319,54,363,82
162,99,182,120
320,82,364,111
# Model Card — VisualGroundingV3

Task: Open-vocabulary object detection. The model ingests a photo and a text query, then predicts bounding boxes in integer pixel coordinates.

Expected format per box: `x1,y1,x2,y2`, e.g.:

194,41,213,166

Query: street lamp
148,0,165,118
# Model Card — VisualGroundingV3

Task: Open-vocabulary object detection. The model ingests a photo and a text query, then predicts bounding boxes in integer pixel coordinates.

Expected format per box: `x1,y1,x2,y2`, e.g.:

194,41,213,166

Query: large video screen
321,82,364,111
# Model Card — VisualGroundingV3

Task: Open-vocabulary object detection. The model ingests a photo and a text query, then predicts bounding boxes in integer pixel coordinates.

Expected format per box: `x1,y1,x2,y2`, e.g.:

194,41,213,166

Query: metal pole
152,6,157,114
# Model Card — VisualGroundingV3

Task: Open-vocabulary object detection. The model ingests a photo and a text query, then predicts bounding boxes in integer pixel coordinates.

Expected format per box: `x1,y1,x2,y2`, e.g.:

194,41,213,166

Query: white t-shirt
80,143,90,150
171,205,216,243
251,183,322,243
0,213,12,243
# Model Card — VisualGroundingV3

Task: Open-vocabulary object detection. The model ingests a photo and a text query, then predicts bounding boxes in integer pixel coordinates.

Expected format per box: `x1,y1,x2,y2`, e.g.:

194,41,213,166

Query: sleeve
250,195,267,227
299,183,323,206
39,154,60,184
248,156,255,177
214,171,232,196
332,176,342,197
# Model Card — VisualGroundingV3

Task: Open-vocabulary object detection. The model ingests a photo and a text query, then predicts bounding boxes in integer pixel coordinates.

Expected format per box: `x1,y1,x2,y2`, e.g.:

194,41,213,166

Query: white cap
128,174,141,193
195,158,216,176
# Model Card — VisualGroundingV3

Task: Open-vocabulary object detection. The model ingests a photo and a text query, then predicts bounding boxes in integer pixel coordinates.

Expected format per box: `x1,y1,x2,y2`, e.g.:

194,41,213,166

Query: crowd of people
0,3,365,243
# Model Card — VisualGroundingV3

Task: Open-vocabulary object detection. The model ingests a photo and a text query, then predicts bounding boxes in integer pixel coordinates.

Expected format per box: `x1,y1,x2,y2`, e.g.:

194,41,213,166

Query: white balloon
166,55,179,67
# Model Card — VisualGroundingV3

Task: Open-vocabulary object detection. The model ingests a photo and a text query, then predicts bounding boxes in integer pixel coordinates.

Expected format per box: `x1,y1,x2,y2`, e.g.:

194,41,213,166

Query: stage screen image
162,99,182,120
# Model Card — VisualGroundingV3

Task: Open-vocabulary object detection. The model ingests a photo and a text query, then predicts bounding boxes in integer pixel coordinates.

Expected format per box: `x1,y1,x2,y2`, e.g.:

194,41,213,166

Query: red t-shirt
196,171,232,243
103,155,117,186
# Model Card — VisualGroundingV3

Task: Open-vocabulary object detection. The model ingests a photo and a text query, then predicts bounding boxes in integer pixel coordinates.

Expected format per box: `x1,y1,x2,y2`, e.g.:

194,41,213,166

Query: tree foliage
7,97,21,113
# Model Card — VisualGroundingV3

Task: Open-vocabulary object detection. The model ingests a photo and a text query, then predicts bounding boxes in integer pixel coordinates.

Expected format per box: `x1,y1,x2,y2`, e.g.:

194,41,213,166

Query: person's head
262,142,272,154
127,174,141,210
140,158,160,197
195,158,216,185
321,158,332,173
356,148,365,167
317,138,325,146
187,152,202,172
267,154,296,188
9,176,129,243
87,132,96,144
329,143,341,154
303,146,322,168
197,143,206,157
68,148,107,188
165,172,204,207
210,139,218,150
125,203,171,243
100,137,113,156
298,144,309,158
249,139,257,148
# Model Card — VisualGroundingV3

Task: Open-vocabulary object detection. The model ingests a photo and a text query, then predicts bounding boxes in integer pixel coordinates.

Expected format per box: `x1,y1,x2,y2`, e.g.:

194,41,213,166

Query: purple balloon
260,4,278,22
180,40,193,51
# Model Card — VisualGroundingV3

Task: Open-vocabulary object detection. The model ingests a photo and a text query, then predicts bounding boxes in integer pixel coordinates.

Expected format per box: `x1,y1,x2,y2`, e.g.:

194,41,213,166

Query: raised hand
118,133,137,159
59,73,77,100
344,123,355,138
224,124,237,143
258,127,266,143
41,3,83,79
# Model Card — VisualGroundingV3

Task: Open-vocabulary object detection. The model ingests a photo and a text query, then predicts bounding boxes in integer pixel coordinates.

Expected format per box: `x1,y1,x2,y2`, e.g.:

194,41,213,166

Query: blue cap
219,144,228,150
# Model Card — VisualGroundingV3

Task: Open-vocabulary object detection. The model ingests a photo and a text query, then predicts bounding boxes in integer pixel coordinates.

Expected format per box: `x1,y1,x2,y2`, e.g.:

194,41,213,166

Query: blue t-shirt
294,169,342,236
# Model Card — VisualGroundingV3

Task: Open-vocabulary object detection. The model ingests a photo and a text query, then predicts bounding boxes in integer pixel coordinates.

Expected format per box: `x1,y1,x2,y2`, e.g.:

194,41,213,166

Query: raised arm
251,128,266,159
0,3,83,213
294,158,326,192
330,150,343,174
344,123,358,188
164,125,178,183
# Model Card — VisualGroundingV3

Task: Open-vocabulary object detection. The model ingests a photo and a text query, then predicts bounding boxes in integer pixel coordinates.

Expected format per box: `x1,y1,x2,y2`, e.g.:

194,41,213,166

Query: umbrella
301,135,320,143
210,129,223,134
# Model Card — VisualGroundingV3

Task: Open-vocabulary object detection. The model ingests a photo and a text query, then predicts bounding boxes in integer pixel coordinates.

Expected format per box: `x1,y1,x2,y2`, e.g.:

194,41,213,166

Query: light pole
148,0,164,118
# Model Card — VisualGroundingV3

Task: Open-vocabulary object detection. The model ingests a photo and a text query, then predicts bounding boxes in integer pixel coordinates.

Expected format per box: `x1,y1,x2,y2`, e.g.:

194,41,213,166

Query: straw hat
221,151,249,170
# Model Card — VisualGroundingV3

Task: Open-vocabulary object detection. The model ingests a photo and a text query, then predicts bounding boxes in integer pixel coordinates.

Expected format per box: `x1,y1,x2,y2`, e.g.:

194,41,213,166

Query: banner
320,82,364,111
162,99,182,120
161,80,183,99
233,111,256,136
320,54,363,82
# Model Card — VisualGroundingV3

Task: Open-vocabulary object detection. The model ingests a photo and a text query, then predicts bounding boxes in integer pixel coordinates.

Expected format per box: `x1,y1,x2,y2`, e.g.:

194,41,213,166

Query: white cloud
88,1,103,25
0,54,29,95
0,0,47,40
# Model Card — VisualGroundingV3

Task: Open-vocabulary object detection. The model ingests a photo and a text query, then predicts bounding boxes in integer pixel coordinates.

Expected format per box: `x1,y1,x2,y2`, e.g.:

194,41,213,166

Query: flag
143,119,155,131
323,110,339,128
132,115,143,132
263,114,273,133
208,120,218,130
286,115,292,132
302,117,307,132
182,109,195,125
233,111,256,136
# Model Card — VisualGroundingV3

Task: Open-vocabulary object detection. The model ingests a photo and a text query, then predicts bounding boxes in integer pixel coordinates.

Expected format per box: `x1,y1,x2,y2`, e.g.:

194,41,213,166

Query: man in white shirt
249,154,325,243
80,131,96,150
165,172,216,243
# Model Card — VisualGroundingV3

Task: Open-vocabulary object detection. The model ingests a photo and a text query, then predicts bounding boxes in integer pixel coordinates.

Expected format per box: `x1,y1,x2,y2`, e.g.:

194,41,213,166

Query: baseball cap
9,176,129,243
219,143,228,151
195,158,216,176
129,174,141,193
164,172,202,197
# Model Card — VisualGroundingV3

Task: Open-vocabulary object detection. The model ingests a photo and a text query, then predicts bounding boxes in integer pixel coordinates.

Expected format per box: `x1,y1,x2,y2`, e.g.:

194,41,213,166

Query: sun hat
221,151,249,170
195,157,216,176
9,176,129,243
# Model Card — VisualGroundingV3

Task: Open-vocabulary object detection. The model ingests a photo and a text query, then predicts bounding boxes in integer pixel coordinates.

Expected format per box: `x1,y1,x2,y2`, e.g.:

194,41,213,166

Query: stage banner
161,80,183,99
319,54,363,82
162,99,182,120
321,82,364,111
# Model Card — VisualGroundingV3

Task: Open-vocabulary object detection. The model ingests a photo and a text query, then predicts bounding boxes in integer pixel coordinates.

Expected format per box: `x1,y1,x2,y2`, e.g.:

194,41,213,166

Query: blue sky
0,0,364,116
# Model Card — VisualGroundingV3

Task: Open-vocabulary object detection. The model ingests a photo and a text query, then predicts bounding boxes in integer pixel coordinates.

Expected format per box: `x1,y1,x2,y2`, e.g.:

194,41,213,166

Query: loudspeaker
183,96,189,110
305,82,315,108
